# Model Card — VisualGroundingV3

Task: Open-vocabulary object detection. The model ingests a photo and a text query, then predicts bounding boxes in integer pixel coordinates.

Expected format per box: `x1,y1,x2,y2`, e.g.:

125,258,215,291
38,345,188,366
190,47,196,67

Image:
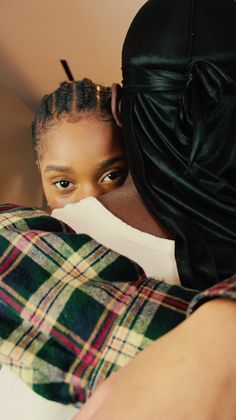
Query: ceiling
0,0,145,110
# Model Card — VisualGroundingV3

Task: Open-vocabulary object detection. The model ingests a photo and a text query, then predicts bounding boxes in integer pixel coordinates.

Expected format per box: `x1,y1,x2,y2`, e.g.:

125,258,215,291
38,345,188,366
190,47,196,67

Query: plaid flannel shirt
0,204,235,407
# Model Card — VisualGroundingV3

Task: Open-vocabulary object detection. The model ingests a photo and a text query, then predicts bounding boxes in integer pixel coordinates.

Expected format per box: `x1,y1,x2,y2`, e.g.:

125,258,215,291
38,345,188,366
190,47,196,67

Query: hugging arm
0,204,197,407
74,277,236,420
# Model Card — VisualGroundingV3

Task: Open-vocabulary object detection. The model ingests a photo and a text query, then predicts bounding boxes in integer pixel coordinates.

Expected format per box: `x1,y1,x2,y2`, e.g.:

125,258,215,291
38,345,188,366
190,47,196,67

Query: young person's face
38,117,128,210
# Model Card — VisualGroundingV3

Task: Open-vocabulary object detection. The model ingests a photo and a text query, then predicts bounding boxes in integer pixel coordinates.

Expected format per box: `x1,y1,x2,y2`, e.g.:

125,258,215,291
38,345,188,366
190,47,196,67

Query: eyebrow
98,156,127,170
44,157,127,174
44,165,74,173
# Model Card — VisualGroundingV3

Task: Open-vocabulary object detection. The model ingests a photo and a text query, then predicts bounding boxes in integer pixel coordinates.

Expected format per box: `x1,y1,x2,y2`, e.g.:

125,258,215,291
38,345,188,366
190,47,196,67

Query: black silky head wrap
121,0,236,290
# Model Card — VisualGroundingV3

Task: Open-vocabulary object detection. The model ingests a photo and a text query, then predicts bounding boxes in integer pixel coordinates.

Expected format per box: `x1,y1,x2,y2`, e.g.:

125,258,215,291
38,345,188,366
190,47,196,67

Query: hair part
32,78,113,158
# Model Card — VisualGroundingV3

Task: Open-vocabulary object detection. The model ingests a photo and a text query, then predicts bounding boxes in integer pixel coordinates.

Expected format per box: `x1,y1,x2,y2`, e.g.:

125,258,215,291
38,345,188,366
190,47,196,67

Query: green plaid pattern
0,204,235,407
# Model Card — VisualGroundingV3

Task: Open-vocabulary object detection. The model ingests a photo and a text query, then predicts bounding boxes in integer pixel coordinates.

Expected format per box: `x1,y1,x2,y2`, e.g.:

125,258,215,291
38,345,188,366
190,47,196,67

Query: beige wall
0,84,43,207
0,0,145,110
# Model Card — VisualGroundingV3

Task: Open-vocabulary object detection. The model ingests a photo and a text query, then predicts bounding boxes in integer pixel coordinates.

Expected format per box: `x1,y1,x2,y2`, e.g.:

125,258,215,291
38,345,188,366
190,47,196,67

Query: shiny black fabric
121,0,236,290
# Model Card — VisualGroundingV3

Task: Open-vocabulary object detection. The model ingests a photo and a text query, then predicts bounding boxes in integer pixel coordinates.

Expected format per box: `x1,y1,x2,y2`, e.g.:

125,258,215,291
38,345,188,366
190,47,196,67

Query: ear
36,159,40,171
111,83,122,127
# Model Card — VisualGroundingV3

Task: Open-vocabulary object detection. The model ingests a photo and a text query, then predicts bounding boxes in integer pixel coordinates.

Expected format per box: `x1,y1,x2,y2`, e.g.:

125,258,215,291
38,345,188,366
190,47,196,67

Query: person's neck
99,175,173,240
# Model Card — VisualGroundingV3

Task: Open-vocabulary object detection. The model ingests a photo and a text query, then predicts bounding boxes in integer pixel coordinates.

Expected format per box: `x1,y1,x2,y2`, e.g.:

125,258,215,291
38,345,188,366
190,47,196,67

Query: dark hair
32,78,113,157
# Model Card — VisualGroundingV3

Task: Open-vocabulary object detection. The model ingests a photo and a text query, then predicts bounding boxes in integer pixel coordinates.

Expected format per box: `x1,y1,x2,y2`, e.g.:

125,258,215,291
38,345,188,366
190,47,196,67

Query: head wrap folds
121,0,236,290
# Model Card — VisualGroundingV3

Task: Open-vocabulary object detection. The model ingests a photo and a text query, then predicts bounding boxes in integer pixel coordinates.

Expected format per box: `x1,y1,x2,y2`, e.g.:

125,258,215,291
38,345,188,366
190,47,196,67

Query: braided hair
32,78,113,158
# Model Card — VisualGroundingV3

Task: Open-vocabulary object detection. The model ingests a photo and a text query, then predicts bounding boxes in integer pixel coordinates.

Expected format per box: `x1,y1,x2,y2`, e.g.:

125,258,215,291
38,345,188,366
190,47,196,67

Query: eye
53,180,75,190
100,168,128,183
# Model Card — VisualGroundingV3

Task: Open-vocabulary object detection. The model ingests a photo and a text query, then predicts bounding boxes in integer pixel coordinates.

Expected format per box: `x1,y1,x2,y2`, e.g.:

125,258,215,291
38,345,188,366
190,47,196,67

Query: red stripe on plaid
139,286,189,311
0,246,22,273
0,204,19,212
74,291,133,378
50,328,83,356
204,275,236,294
0,290,23,312
74,308,122,379
74,354,96,379
93,309,119,349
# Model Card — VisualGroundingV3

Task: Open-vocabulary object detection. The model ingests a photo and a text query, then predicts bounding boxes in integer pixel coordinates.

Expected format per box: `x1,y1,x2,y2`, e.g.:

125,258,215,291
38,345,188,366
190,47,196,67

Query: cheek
100,180,125,194
42,183,79,210
40,177,50,199
40,178,59,210
41,186,55,210
45,193,70,211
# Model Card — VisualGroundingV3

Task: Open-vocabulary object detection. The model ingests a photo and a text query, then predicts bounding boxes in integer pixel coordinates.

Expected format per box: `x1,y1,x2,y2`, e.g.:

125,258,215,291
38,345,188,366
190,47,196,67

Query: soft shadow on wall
0,84,43,208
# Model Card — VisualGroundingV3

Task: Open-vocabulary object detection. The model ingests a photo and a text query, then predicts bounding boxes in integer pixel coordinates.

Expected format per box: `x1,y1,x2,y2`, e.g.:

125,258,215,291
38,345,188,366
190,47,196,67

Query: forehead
40,117,123,163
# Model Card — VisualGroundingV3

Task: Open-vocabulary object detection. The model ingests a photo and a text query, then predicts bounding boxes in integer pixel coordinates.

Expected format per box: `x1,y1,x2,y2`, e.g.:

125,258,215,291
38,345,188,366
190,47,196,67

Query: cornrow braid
32,78,113,158
55,81,71,116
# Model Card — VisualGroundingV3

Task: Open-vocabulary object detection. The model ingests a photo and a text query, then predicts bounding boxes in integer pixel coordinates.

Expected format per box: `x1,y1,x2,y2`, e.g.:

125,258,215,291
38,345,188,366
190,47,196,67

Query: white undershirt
0,365,78,420
52,197,180,285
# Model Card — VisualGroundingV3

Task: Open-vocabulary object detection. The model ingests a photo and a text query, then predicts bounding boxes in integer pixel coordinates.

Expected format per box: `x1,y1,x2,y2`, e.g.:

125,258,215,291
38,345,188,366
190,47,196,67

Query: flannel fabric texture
0,204,235,407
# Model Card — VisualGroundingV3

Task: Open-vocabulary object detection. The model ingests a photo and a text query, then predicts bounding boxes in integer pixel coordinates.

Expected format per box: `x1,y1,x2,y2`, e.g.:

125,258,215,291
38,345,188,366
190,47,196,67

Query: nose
75,183,102,202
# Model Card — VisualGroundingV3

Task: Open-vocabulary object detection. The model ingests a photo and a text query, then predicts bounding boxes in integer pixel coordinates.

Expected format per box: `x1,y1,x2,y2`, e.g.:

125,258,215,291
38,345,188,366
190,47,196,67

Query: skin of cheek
41,179,72,210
